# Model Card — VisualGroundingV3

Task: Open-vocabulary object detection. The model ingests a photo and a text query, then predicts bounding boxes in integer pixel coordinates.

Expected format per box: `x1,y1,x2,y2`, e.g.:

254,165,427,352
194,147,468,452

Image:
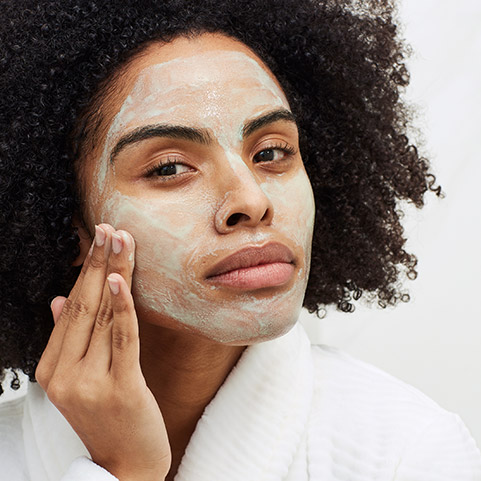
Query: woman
0,1,480,480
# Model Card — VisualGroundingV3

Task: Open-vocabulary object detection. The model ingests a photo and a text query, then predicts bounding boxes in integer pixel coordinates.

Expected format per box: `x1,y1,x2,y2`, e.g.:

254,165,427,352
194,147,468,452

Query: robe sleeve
60,456,118,481
394,411,481,481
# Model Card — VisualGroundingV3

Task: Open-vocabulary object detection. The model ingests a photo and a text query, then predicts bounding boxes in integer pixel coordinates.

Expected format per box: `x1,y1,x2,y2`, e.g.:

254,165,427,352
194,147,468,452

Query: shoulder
307,345,481,480
0,394,29,480
308,344,446,450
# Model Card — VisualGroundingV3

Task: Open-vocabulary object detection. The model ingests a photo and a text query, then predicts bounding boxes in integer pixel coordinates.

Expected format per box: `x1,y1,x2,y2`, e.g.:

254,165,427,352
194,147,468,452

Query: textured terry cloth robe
1,323,481,481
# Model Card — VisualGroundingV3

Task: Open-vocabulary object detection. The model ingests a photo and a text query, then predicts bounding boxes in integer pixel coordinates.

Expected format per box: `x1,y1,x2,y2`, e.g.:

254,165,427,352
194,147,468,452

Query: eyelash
144,157,187,179
143,142,297,179
253,142,297,163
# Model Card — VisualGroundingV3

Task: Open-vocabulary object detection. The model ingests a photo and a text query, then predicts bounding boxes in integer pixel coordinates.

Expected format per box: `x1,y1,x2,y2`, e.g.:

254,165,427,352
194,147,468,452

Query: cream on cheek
103,189,305,344
92,51,313,343
102,192,202,279
260,169,316,266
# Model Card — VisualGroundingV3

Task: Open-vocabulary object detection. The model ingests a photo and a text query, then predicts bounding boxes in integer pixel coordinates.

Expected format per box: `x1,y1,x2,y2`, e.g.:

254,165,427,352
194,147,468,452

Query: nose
214,166,274,234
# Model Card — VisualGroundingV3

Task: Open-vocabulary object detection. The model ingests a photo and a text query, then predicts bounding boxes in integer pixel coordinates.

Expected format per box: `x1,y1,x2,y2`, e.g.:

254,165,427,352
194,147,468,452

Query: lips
205,243,295,289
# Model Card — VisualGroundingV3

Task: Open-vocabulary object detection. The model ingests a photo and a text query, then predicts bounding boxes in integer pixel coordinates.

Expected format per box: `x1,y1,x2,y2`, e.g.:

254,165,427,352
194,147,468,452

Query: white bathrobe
1,323,480,481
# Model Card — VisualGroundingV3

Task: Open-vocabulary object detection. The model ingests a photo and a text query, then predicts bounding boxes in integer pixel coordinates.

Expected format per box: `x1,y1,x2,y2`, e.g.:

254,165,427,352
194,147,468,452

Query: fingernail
112,233,123,254
95,225,106,247
107,275,120,295
119,231,132,250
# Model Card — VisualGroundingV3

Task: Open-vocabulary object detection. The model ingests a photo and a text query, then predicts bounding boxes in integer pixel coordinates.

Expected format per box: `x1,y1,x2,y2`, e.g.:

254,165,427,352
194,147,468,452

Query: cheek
90,175,314,344
261,169,315,251
99,191,204,283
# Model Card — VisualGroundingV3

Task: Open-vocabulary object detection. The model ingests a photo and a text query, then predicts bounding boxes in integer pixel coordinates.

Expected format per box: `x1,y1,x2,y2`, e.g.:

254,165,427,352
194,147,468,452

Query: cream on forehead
94,50,290,196
116,50,288,127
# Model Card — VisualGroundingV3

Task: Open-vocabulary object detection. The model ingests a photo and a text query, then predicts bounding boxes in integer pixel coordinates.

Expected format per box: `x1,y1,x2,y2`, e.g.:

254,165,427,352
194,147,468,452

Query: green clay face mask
88,44,315,344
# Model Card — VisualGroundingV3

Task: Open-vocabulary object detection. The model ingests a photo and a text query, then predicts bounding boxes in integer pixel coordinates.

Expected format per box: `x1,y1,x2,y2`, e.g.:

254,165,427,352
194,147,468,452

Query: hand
36,224,171,481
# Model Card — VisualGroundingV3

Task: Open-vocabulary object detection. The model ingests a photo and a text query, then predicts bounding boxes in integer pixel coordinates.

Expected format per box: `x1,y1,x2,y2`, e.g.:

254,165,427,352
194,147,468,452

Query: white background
302,0,481,447
2,0,480,452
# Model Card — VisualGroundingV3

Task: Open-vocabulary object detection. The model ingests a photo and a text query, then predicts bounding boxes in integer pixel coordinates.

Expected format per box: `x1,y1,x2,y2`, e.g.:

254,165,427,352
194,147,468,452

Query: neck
138,321,246,479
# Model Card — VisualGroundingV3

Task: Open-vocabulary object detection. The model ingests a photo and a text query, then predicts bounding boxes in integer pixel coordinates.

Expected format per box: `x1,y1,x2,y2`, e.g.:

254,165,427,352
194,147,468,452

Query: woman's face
79,33,315,344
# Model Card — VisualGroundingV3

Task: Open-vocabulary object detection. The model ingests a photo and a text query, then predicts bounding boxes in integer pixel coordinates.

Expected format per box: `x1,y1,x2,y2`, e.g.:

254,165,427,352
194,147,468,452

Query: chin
136,283,305,346
218,316,300,346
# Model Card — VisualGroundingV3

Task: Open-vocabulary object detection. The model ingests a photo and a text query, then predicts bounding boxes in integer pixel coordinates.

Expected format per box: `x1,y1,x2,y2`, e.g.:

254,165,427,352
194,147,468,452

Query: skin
37,33,315,481
85,42,315,345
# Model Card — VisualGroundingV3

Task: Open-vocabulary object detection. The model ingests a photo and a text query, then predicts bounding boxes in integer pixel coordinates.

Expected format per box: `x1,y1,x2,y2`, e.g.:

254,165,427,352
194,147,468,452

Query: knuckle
88,254,105,270
47,376,99,409
61,297,74,317
74,379,99,405
46,380,69,407
69,300,91,320
95,303,113,329
112,295,127,313
112,330,131,352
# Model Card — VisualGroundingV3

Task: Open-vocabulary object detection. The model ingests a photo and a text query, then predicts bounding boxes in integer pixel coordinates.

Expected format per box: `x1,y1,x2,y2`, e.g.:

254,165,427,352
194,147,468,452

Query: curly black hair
0,0,439,385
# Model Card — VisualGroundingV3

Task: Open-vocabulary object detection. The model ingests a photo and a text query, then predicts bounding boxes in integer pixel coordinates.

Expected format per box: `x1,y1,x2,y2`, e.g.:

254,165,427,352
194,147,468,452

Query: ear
72,213,93,266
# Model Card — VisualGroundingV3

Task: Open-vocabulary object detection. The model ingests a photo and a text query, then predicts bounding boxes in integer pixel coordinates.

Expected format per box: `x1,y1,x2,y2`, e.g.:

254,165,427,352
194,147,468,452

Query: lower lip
206,262,295,289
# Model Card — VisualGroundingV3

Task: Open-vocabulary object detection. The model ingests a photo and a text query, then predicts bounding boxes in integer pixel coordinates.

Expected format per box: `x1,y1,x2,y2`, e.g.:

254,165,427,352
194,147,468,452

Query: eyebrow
109,107,297,164
242,108,297,138
110,125,213,164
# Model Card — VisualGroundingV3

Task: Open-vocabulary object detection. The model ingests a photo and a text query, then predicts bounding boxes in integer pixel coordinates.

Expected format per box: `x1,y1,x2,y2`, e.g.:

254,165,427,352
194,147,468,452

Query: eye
253,143,296,164
145,159,193,179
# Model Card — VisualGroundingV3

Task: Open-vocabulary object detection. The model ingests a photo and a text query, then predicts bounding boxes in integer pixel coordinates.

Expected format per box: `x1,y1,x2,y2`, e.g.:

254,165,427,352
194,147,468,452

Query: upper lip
206,242,295,278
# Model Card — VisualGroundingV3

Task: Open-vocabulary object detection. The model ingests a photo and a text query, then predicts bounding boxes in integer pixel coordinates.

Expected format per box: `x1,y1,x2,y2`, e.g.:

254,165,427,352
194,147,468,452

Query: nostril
226,212,249,226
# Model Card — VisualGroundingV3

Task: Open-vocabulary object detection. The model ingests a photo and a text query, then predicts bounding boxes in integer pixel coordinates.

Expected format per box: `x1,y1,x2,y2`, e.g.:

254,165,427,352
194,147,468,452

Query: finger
35,296,67,388
36,233,97,387
108,231,135,288
107,273,141,381
56,224,115,365
59,224,99,305
85,230,136,370
51,296,67,325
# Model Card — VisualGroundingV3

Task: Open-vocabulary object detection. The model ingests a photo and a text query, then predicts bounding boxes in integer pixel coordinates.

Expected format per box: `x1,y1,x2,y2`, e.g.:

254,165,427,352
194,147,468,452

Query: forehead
81,33,292,195
126,32,286,96
115,50,288,129
87,33,288,152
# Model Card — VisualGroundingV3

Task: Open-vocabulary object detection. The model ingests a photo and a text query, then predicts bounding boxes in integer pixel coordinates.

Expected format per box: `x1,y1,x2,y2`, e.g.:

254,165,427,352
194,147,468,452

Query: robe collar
22,323,314,481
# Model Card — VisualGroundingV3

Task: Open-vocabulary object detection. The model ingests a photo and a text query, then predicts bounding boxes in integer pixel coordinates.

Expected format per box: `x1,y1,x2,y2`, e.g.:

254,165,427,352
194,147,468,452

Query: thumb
50,296,67,324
